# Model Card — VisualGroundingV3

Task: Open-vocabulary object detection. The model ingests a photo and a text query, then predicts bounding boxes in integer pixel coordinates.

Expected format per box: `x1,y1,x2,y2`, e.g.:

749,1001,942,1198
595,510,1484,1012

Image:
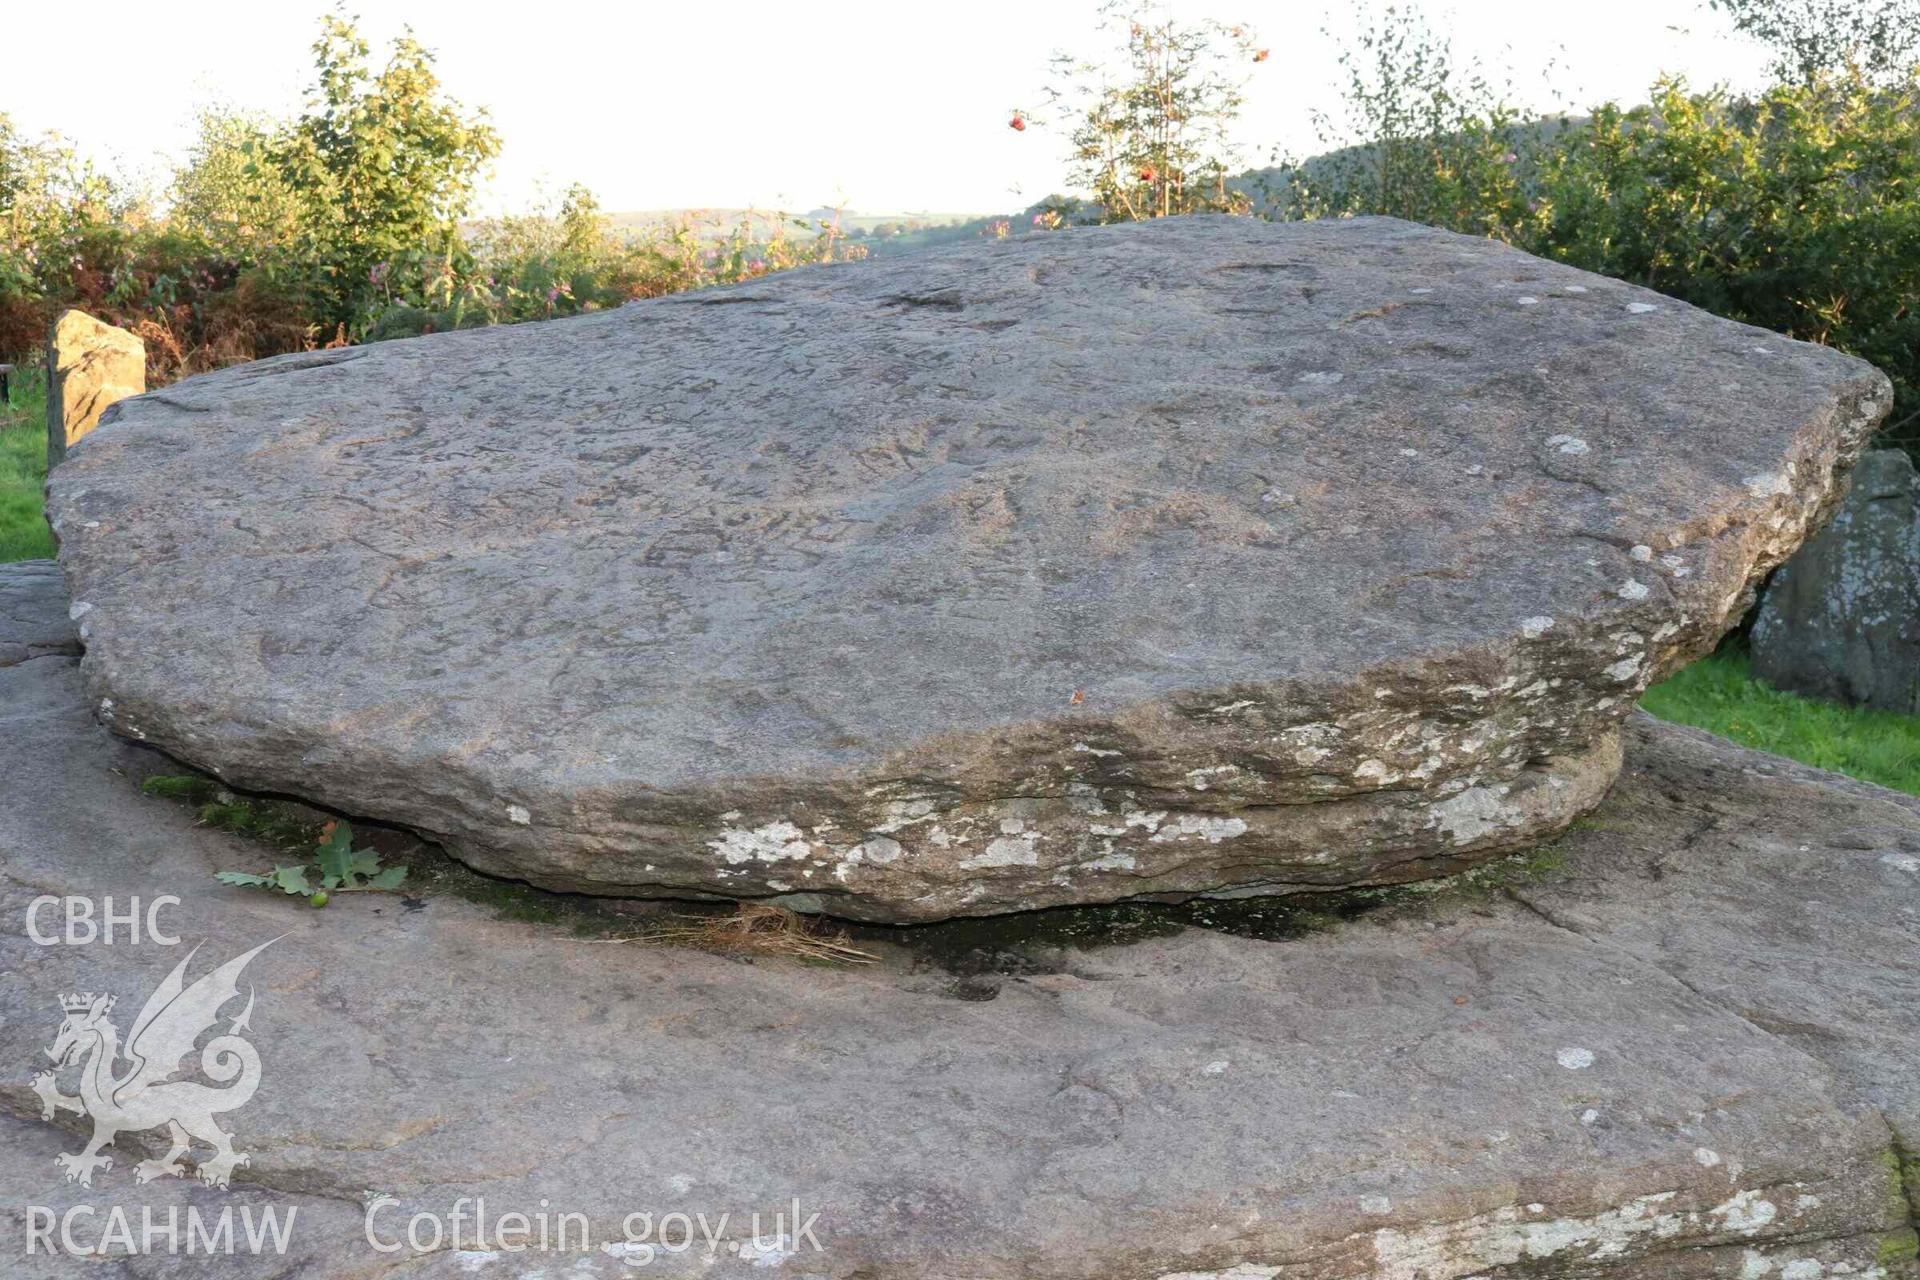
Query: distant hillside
597,208,1000,253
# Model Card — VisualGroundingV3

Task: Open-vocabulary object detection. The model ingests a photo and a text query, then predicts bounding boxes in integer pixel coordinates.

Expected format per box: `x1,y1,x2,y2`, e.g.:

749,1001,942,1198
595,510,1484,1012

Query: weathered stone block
45,309,144,472
1753,447,1920,713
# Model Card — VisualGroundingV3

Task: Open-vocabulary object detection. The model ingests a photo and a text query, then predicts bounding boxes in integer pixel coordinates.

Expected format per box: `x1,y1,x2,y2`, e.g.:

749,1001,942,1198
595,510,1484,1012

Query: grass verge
0,370,52,563
1642,647,1920,797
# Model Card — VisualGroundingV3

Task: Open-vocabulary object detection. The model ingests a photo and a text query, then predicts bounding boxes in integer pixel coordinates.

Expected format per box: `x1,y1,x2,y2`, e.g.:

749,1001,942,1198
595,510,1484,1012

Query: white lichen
1431,786,1516,845
1605,657,1644,683
1354,759,1394,783
1148,815,1250,844
872,799,937,833
960,834,1040,869
709,820,813,864
835,836,904,879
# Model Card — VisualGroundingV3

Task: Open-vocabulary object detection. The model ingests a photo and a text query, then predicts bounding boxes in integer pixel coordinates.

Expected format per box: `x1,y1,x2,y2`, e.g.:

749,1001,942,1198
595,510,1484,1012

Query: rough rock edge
42,222,1896,922
55,368,1891,924
1753,447,1920,713
0,560,81,668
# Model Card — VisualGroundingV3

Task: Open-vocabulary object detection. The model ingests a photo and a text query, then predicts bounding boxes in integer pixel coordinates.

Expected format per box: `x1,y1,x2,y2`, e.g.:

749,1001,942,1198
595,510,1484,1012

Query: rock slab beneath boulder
1754,447,1920,713
48,217,1891,921
1,559,1916,1278
44,309,143,472
0,560,78,668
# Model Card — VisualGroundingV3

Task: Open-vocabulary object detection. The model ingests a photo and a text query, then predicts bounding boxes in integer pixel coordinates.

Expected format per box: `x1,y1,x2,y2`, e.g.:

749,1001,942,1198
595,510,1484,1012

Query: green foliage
142,772,360,868
0,368,52,562
0,115,123,285
366,195,862,339
215,864,317,896
260,15,500,336
1300,20,1920,455
314,820,408,889
1525,73,1920,447
217,820,407,906
1025,0,1267,222
1710,0,1920,86
147,773,407,906
169,108,301,264
1642,648,1920,796
0,115,129,354
137,773,220,803
193,798,316,850
1295,6,1535,235
1,104,312,373
0,14,859,375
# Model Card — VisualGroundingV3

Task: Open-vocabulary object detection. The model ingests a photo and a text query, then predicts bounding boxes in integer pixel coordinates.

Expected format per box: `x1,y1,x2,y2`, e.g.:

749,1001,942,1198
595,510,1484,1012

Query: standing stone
1753,448,1920,713
45,309,144,472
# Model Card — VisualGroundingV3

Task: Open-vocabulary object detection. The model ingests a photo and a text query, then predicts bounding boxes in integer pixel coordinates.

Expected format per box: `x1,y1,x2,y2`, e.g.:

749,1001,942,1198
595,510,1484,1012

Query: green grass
1642,647,1920,797
0,370,53,563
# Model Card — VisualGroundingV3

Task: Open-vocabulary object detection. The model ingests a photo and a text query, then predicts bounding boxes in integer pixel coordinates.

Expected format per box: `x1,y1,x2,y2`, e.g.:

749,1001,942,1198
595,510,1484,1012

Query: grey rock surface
45,309,143,472
47,217,1891,921
0,560,78,668
1753,447,1920,713
0,560,1917,1278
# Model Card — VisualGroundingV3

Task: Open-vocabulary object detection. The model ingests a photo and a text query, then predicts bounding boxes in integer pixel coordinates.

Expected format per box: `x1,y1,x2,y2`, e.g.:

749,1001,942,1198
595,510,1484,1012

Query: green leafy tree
1300,6,1534,236
0,117,122,296
1527,71,1920,449
169,108,301,262
1283,4,1920,454
1024,1,1266,222
0,115,134,354
262,14,500,336
1710,0,1920,85
0,14,860,373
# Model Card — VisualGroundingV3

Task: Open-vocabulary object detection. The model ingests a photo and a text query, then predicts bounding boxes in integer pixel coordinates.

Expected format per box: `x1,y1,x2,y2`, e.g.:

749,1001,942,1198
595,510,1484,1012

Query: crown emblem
59,992,110,1014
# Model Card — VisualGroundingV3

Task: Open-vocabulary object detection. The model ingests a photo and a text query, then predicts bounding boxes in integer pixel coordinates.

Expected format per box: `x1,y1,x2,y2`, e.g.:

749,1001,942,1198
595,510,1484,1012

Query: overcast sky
7,0,1775,216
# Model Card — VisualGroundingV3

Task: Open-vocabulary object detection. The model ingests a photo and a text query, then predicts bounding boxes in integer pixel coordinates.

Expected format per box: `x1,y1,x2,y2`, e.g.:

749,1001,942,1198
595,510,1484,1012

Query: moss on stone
1876,1227,1919,1267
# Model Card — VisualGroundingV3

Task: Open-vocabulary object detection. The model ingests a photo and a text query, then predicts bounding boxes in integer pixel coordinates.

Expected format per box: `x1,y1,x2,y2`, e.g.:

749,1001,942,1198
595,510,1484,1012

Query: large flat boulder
1753,447,1920,713
46,217,1890,921
1,560,1916,1279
